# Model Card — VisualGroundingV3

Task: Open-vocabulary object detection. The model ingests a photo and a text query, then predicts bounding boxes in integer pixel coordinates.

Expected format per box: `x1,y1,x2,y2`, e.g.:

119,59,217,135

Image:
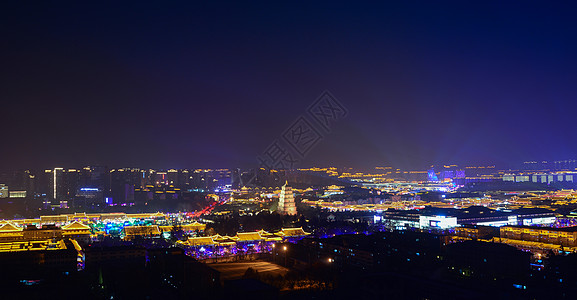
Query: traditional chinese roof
0,223,22,232
187,236,215,246
100,213,127,220
257,229,276,237
180,223,206,231
253,229,282,241
126,212,165,219
159,224,205,233
277,228,310,237
124,225,161,236
62,221,90,231
188,221,206,228
212,235,238,245
236,232,264,242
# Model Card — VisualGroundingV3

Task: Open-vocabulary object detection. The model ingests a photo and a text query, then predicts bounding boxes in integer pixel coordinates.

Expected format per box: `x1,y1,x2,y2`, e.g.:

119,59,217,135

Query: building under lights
277,181,297,216
383,206,556,230
0,184,7,198
503,172,577,184
500,225,577,248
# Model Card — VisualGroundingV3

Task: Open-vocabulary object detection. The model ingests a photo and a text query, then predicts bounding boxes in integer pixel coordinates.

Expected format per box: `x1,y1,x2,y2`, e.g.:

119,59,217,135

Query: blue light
513,284,526,290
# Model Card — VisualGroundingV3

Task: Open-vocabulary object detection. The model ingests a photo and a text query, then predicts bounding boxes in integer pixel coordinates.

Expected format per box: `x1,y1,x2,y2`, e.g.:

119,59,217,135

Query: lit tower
49,168,65,201
278,181,297,216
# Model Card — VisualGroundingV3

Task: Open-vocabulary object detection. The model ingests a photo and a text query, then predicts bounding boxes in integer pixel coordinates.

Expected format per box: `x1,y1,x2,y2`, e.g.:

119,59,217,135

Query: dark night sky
2,1,577,170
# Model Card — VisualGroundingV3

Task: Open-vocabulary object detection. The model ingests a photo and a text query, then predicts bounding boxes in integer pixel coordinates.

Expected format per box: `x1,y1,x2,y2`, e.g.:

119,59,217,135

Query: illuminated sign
419,215,457,229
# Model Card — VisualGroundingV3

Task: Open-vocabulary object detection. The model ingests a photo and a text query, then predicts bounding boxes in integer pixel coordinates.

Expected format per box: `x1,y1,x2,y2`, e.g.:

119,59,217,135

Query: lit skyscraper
49,168,65,201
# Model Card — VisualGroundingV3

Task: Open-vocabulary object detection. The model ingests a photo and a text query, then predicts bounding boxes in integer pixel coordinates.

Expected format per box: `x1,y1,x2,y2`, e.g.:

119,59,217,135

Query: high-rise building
49,168,66,201
0,184,8,198
277,181,297,216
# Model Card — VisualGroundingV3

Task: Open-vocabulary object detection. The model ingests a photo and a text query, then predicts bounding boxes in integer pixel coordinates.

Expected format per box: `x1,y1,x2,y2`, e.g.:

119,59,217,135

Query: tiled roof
124,225,161,236
236,232,263,241
62,221,91,231
0,223,22,232
278,228,309,236
188,236,215,246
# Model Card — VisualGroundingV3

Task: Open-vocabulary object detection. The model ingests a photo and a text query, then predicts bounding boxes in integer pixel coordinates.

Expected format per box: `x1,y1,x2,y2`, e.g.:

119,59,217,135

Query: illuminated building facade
177,228,308,260
503,172,577,183
0,184,7,198
384,206,556,230
455,225,500,240
500,226,577,247
9,191,26,198
277,181,297,216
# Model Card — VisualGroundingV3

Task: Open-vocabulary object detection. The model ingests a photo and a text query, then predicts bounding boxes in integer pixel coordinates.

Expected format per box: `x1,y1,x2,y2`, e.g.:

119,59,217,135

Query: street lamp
283,245,288,266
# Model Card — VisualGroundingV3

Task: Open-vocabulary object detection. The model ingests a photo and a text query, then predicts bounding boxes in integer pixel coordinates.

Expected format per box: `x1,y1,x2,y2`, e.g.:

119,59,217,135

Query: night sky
2,1,577,170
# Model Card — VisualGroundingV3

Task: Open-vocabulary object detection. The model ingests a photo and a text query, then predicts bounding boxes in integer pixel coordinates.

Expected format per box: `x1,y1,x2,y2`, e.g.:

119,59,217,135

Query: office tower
49,168,66,201
0,184,8,198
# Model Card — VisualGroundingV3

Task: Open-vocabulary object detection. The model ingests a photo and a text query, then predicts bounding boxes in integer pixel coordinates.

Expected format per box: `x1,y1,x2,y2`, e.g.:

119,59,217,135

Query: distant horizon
2,158,577,173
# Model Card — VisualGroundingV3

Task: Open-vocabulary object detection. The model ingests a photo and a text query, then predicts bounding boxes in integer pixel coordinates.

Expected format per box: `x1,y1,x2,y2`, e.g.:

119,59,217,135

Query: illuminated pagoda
278,181,297,216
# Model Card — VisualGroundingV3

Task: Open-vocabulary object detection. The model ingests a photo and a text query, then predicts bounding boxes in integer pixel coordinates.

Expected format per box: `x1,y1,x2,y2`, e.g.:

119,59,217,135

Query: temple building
123,225,161,240
177,228,310,260
277,181,297,216
62,221,92,244
159,222,206,236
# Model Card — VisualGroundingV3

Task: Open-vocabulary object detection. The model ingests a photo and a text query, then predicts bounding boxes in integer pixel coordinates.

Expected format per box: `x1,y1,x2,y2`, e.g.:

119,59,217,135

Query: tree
170,225,186,242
